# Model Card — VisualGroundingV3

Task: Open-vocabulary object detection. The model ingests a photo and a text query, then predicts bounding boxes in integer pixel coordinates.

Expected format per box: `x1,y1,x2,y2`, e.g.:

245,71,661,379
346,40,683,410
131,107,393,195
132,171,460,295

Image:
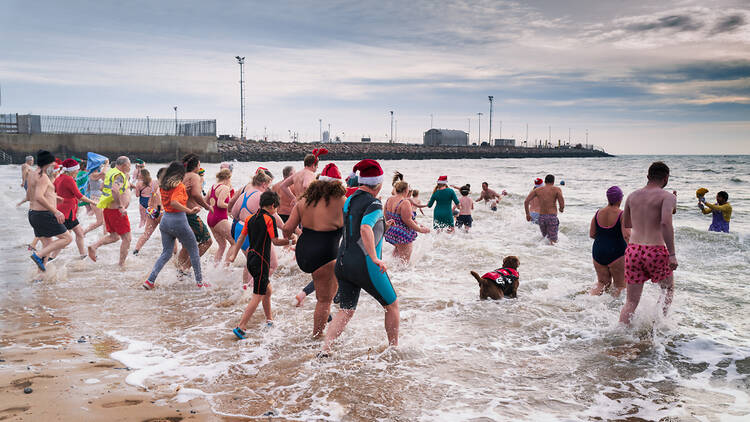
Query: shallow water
2,155,749,420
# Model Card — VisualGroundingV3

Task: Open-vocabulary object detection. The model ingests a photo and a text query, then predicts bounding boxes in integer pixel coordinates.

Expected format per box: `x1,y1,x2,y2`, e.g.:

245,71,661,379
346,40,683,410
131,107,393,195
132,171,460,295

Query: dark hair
718,191,728,201
503,255,520,269
282,166,294,179
544,174,555,184
160,162,186,190
460,184,470,196
392,171,404,186
302,179,346,206
394,181,409,194
482,181,488,186
182,153,200,172
156,167,166,180
259,190,280,208
303,154,318,167
140,168,152,186
647,161,670,181
411,189,419,197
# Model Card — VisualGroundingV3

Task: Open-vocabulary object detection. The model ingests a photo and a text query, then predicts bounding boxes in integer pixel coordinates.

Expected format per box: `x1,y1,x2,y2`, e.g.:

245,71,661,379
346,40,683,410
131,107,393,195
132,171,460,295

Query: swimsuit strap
241,190,257,213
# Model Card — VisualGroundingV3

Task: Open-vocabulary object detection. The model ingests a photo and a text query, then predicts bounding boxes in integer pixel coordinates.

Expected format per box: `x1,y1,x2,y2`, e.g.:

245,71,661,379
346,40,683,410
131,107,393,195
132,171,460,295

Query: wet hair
460,184,470,196
303,154,318,167
156,167,166,180
411,190,419,197
259,190,280,208
647,161,670,181
252,171,272,187
502,255,520,269
140,168,152,186
282,166,294,179
544,174,555,184
718,191,728,201
482,181,488,187
393,181,409,194
302,179,346,206
216,168,232,181
160,162,186,190
182,153,200,172
392,171,404,186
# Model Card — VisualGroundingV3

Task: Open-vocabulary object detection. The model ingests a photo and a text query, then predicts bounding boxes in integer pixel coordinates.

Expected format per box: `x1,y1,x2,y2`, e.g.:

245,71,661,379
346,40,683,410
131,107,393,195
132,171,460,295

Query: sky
1,0,749,154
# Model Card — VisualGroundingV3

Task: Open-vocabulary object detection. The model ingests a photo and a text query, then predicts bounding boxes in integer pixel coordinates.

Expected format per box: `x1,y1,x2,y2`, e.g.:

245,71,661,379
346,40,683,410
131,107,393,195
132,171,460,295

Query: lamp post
235,56,245,140
488,96,494,144
477,112,482,144
389,110,394,143
319,118,322,142
173,106,178,136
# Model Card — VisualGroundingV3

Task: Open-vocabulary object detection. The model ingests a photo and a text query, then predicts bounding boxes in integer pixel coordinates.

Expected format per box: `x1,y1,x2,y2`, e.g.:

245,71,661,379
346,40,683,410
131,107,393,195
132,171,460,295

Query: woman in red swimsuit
206,168,234,262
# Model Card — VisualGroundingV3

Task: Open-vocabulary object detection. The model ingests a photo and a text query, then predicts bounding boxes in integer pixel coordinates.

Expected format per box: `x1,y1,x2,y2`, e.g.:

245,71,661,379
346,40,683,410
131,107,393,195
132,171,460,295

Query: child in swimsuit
135,168,156,229
454,185,474,232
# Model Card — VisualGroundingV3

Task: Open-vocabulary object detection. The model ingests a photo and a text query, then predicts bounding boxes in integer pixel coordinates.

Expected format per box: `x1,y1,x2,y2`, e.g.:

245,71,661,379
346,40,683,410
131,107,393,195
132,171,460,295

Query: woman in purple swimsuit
384,181,430,263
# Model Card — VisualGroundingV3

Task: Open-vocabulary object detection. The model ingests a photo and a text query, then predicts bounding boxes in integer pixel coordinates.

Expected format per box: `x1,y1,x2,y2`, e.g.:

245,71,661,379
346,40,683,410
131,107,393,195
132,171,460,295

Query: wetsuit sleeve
265,214,277,239
361,201,383,228
241,215,252,237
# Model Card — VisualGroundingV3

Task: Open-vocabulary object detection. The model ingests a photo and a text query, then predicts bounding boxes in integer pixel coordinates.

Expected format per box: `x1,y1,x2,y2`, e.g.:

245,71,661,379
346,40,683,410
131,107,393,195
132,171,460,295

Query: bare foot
87,246,97,262
295,291,307,307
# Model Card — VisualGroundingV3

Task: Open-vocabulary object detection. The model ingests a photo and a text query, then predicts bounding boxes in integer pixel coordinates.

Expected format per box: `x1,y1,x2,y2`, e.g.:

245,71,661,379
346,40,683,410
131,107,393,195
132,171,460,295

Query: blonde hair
216,168,231,181
252,171,272,187
394,181,409,194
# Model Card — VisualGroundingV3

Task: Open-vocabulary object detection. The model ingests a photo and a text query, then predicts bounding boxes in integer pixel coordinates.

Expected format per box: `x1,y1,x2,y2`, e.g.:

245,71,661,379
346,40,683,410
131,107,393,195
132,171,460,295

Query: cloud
625,14,703,33
711,14,746,34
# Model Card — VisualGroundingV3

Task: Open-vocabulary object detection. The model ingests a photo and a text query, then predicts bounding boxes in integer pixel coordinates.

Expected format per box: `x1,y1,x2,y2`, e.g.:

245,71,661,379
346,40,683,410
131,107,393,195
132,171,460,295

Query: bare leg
83,208,104,234
261,283,273,321
119,232,131,268
178,239,212,270
590,259,612,296
237,293,264,331
312,260,337,337
384,300,399,346
37,232,72,262
618,282,645,325
322,309,355,352
88,232,119,261
393,243,413,263
658,275,674,316
609,256,626,298
138,204,147,228
135,216,159,251
72,225,86,256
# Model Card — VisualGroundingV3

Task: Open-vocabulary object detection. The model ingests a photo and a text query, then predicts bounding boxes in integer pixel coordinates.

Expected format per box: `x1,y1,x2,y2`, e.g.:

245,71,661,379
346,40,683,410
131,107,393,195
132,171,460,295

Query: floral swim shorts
624,243,673,284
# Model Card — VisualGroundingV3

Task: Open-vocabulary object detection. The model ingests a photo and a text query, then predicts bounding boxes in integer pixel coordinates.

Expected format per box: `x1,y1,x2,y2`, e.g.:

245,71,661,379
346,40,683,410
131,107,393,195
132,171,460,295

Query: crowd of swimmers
18,150,735,354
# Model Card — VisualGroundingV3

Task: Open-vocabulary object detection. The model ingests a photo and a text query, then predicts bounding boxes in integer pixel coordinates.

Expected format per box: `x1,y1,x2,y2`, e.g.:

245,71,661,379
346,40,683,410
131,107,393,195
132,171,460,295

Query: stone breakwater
219,140,611,162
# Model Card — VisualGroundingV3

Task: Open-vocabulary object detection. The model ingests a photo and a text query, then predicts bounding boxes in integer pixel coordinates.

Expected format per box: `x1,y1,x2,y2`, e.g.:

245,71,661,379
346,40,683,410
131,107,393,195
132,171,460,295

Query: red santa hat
534,178,543,188
62,158,80,172
353,159,384,185
437,175,448,185
318,163,342,182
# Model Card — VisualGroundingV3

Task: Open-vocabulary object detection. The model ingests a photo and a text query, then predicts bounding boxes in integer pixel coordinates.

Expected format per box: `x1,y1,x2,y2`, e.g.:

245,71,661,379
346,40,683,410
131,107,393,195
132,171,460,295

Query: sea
1,155,748,421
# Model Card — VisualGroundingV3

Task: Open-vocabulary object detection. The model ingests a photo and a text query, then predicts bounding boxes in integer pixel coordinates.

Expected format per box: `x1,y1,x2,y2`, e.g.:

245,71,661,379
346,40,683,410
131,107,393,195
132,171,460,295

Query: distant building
361,137,371,142
322,130,330,142
423,129,468,146
494,138,516,147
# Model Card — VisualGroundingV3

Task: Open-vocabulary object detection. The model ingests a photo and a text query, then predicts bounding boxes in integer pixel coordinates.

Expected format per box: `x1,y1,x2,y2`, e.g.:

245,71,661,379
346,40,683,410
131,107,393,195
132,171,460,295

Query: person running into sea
135,168,157,229
322,159,400,355
454,184,474,232
54,159,97,259
83,159,108,235
698,191,732,233
527,178,543,224
283,163,346,337
427,175,459,232
176,154,212,276
205,168,235,263
27,150,73,271
21,155,34,192
476,182,502,211
619,162,678,325
384,180,430,262
143,162,206,290
589,186,630,297
88,156,132,269
134,167,166,255
524,174,565,245
279,148,327,206
229,191,294,338
272,166,295,222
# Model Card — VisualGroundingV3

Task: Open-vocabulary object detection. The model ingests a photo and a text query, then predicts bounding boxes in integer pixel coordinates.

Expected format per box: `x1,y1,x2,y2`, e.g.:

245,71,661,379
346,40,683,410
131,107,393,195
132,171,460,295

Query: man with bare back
279,149,326,206
178,153,213,274
27,150,72,271
21,155,34,191
524,174,564,244
619,161,678,325
272,165,295,222
88,156,132,268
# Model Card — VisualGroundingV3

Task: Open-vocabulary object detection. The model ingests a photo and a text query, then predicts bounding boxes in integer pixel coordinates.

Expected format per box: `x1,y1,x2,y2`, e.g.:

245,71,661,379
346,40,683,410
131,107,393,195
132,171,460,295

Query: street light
235,56,246,140
319,118,322,142
477,112,483,145
389,110,394,143
488,95,494,144
173,106,178,136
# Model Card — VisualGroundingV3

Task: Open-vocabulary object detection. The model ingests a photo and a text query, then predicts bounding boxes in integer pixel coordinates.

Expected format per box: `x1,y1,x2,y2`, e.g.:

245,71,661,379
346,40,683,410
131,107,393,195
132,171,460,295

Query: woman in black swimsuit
589,186,630,297
282,164,346,337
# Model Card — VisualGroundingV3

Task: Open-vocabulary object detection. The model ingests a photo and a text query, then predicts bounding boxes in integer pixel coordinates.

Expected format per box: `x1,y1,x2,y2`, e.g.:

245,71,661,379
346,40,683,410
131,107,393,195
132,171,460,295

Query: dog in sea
470,256,520,300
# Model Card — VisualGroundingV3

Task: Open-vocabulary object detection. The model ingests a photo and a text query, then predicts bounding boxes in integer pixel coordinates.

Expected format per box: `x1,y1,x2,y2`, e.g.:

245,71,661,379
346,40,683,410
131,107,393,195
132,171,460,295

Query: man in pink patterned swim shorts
619,161,678,325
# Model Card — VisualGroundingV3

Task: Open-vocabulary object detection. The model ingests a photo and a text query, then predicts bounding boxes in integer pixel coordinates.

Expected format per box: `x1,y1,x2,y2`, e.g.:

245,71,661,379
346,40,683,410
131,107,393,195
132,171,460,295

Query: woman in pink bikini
206,168,234,262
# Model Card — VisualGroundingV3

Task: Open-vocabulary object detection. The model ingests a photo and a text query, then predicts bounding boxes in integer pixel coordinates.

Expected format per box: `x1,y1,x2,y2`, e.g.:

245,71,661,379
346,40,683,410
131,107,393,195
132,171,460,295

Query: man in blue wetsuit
322,159,399,355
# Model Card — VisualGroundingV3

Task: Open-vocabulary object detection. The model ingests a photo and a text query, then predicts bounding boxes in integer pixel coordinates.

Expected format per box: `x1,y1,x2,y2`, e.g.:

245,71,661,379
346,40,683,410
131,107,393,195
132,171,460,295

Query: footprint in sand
9,374,54,389
141,418,183,422
0,406,31,420
101,399,143,408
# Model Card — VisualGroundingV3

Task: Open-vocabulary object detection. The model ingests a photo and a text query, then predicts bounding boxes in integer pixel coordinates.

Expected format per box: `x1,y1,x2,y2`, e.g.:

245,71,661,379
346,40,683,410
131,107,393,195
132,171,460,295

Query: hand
191,206,201,214
372,257,388,273
672,190,677,197
668,255,678,271
385,219,395,227
119,206,127,216
54,210,65,224
290,235,297,246
420,225,430,234
525,214,532,222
